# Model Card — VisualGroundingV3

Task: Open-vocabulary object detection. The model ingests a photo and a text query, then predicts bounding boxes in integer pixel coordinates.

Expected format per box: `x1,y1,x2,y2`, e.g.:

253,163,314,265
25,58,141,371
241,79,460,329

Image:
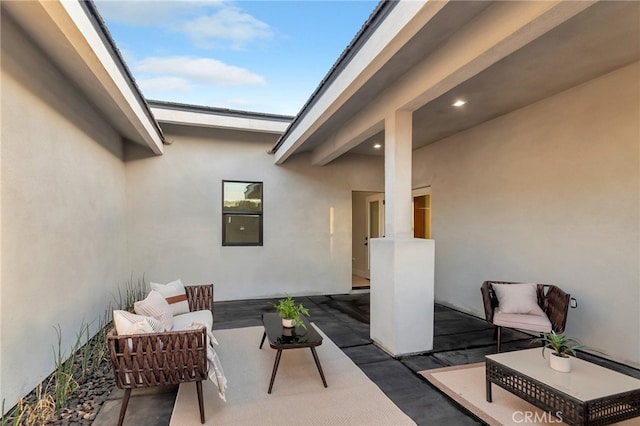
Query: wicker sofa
481,280,570,352
107,284,214,426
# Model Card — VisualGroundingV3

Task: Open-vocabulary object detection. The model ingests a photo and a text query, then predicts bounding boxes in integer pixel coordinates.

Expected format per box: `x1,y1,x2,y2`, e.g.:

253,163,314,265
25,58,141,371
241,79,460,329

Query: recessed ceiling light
452,100,467,107
373,143,382,149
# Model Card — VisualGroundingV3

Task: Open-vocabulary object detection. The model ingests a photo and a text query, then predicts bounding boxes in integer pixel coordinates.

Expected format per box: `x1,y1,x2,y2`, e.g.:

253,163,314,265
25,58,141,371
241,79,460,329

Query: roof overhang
2,0,165,155
149,101,292,135
274,0,640,165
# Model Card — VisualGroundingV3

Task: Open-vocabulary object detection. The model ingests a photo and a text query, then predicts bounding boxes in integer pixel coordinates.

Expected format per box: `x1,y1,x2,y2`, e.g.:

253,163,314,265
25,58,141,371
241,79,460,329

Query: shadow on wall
124,140,159,162
2,12,123,159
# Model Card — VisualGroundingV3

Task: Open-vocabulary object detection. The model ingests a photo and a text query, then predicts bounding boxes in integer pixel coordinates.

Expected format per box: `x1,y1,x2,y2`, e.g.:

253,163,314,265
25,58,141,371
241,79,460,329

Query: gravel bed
47,363,114,425
3,338,116,425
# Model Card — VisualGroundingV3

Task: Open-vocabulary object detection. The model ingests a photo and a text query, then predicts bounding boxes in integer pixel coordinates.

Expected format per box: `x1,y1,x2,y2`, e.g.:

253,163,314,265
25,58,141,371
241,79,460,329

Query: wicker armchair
481,280,570,352
108,284,214,426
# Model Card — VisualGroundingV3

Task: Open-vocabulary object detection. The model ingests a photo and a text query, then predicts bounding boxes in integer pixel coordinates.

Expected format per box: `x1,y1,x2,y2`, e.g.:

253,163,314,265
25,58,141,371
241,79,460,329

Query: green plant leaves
533,330,583,358
273,296,310,329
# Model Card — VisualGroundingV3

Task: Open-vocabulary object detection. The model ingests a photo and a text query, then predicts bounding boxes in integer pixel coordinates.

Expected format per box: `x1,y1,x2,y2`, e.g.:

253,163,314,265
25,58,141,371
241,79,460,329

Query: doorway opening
412,186,431,239
351,191,382,289
352,187,431,289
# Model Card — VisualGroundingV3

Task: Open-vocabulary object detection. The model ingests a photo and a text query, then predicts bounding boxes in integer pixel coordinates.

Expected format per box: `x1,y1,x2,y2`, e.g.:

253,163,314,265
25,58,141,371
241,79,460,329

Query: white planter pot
549,353,571,372
283,327,294,337
282,318,294,328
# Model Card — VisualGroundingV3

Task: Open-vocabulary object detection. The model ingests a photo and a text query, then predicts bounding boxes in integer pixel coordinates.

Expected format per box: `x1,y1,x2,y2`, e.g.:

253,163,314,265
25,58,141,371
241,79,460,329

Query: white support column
370,110,434,356
384,110,413,239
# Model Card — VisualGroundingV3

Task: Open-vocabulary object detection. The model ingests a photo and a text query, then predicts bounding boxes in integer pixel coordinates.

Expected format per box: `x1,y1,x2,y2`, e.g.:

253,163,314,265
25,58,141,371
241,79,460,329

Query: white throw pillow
150,279,190,316
113,310,165,335
126,319,155,334
113,310,165,364
493,283,546,316
134,290,174,331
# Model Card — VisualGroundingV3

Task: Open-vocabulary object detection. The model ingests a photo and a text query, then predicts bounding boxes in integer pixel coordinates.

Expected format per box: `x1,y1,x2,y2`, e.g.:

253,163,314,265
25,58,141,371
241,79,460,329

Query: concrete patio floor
94,291,640,426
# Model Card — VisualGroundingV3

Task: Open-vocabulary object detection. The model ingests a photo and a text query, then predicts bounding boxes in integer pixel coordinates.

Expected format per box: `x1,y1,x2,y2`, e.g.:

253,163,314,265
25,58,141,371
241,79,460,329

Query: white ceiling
340,1,640,156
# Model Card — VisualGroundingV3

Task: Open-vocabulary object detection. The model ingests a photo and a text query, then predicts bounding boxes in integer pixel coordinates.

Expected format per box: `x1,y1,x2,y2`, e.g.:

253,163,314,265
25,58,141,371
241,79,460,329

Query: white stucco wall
125,126,384,301
1,15,128,408
412,62,640,367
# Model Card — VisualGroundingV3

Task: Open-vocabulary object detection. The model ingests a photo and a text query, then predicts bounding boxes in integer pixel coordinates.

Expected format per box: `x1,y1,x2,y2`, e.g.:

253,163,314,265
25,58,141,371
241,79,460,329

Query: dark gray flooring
94,291,640,426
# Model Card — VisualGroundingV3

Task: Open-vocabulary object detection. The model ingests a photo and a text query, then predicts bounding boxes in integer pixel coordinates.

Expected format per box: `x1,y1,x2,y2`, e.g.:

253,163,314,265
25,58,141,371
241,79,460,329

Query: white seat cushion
493,309,552,333
173,309,213,332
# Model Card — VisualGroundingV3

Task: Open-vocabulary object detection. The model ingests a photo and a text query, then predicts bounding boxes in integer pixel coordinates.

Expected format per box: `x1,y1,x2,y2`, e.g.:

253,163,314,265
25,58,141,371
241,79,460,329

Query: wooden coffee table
259,313,328,394
486,348,640,425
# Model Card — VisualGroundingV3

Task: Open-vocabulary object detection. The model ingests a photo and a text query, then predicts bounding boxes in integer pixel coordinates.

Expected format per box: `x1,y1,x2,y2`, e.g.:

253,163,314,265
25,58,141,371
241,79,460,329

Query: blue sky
94,1,378,116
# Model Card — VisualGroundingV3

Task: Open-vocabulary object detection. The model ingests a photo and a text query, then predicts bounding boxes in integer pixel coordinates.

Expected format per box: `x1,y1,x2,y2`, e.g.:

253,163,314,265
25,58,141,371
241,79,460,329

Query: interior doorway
412,186,431,239
351,191,380,287
365,193,385,277
351,188,431,288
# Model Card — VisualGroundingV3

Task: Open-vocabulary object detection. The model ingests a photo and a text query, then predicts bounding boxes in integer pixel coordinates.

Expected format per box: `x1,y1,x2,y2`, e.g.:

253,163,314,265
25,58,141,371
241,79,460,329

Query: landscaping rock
3,334,116,425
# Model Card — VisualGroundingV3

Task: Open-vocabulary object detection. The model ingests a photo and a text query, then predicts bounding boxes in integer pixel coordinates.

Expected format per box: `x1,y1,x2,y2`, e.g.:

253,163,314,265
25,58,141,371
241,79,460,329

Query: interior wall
352,191,378,278
1,14,128,408
412,62,640,367
125,126,384,302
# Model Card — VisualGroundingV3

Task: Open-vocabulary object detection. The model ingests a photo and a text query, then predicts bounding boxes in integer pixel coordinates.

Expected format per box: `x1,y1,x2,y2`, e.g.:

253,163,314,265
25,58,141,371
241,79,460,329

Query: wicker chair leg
117,388,132,426
496,326,502,353
196,380,205,424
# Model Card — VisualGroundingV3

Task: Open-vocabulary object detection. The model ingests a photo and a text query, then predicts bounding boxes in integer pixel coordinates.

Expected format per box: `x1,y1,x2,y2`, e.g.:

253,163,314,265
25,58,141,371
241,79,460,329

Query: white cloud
182,6,273,49
95,1,272,50
137,76,193,92
135,56,266,87
95,0,222,26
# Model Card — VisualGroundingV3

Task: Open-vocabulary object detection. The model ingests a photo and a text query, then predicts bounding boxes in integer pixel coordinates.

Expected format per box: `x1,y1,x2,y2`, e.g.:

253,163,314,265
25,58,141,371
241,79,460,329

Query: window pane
223,182,262,212
223,214,261,245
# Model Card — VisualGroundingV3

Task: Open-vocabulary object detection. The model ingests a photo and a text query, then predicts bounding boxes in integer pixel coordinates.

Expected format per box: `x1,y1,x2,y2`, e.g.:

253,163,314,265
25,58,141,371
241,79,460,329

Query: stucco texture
124,125,384,302
412,62,640,367
1,15,128,408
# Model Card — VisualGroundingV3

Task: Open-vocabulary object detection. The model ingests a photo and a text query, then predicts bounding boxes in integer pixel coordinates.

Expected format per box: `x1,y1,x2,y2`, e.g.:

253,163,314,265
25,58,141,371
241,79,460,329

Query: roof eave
3,0,166,155
270,0,395,156
149,100,292,135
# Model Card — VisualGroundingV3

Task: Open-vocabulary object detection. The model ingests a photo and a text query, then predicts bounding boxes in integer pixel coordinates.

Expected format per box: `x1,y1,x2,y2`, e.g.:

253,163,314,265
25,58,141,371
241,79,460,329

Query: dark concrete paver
93,386,176,426
94,291,640,426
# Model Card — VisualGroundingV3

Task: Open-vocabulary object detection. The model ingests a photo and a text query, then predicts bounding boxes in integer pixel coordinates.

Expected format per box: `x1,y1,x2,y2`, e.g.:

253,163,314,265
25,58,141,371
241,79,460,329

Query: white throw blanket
186,323,228,401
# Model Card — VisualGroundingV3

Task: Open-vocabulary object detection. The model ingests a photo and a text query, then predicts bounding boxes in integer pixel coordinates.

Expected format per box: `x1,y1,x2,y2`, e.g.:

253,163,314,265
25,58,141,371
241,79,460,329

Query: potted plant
273,296,310,329
534,330,583,372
